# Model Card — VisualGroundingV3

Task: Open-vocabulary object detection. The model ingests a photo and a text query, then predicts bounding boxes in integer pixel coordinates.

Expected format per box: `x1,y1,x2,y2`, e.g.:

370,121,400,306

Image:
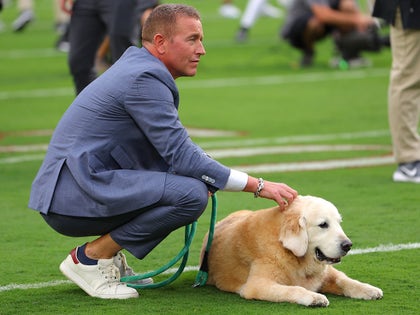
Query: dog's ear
279,213,308,257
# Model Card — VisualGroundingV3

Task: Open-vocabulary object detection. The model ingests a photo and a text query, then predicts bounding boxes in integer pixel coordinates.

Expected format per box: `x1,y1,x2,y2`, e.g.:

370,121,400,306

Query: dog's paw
350,283,383,300
299,292,329,307
361,284,383,300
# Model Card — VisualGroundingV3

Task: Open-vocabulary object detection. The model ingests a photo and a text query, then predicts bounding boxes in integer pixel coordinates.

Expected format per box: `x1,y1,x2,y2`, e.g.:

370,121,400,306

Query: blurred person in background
67,0,144,95
219,0,241,19
12,0,34,31
372,0,420,183
235,0,290,42
108,0,146,62
8,0,71,50
281,0,382,67
0,0,2,11
65,0,113,94
94,0,160,74
54,0,71,52
0,0,3,30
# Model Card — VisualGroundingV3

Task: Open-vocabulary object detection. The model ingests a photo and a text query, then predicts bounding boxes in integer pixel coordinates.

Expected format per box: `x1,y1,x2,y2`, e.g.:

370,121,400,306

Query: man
372,1,420,183
29,4,298,299
281,0,380,67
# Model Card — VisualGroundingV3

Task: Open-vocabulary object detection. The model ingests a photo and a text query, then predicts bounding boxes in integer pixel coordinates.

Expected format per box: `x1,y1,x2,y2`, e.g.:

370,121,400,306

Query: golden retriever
200,195,383,307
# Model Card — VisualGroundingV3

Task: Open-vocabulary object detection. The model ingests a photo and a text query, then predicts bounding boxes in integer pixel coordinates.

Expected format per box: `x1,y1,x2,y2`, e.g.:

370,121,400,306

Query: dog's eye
319,222,329,229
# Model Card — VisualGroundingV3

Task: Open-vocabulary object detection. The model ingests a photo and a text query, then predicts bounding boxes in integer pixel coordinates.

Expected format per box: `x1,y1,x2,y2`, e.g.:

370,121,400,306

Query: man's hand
258,180,298,210
354,14,375,32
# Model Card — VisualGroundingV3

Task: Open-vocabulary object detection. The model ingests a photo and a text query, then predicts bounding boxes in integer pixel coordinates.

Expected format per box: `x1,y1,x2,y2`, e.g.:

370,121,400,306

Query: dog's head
279,195,352,264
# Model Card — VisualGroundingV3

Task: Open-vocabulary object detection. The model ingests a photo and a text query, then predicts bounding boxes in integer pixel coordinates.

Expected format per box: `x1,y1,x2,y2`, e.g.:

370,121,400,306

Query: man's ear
279,214,308,257
153,33,166,54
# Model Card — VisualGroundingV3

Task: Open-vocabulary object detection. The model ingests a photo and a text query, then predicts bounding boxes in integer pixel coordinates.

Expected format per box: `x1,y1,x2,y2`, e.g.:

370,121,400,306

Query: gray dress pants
42,166,209,259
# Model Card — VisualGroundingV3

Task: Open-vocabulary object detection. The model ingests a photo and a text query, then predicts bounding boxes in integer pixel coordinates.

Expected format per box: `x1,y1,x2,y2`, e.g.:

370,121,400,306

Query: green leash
120,194,217,289
192,194,217,287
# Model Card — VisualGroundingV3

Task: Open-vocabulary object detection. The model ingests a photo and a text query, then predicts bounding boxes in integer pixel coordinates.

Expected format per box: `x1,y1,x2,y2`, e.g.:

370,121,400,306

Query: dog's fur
200,195,383,307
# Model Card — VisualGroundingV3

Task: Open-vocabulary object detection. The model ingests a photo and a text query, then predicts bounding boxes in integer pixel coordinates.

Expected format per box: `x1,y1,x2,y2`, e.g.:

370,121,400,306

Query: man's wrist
254,178,264,198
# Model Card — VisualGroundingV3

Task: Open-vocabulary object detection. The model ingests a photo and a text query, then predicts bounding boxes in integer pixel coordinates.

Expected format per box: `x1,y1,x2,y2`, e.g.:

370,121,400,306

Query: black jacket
373,0,420,29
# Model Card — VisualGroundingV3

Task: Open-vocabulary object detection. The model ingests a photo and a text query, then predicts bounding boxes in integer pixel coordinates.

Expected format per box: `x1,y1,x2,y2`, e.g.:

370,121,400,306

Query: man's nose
198,42,206,55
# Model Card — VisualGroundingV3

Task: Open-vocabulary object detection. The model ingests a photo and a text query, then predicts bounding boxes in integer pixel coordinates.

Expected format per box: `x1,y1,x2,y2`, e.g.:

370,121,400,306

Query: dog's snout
341,240,352,253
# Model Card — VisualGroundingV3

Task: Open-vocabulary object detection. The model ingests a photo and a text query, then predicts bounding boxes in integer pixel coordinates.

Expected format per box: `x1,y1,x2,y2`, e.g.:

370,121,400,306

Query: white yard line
0,130,394,173
199,130,390,149
348,243,420,255
0,144,48,153
232,155,395,174
0,143,390,156
1,242,418,293
0,154,395,173
0,129,390,156
0,69,388,100
0,87,74,100
0,145,394,172
207,144,391,158
177,68,389,89
0,129,390,151
0,48,64,59
0,154,46,164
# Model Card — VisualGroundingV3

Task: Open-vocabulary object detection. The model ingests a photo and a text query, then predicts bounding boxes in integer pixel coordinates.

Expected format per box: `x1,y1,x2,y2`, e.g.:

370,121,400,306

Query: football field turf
0,1,418,314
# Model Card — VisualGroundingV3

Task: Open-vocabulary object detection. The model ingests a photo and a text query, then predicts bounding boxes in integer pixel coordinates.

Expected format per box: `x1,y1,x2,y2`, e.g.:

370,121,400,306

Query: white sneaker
393,161,420,183
219,4,241,19
12,9,34,32
59,248,139,299
114,252,153,285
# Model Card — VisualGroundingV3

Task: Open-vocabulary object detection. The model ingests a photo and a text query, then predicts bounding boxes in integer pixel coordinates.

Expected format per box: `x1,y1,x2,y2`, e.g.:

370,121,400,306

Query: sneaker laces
98,263,121,286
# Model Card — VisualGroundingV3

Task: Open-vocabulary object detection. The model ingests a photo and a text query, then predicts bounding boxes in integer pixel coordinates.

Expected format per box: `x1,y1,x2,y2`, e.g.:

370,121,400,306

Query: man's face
162,16,206,79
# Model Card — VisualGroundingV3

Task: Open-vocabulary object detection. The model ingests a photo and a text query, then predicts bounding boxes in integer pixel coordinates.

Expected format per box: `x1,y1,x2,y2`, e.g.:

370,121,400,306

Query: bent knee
186,180,209,215
164,175,209,218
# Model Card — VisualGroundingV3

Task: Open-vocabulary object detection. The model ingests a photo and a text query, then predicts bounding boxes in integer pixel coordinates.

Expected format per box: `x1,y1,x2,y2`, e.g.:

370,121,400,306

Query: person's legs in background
54,0,71,52
388,9,420,183
235,0,266,42
219,0,241,19
68,0,112,94
12,0,34,32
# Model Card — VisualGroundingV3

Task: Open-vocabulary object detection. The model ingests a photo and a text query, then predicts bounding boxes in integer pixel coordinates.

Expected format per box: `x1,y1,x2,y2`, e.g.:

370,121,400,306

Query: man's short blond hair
142,4,201,44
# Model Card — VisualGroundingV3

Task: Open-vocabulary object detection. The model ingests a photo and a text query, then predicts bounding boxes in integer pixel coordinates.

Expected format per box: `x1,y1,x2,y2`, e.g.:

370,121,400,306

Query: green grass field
0,0,418,314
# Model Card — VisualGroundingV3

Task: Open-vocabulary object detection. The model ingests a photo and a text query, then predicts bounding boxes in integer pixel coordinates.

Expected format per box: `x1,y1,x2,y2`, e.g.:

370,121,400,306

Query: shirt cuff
223,169,248,191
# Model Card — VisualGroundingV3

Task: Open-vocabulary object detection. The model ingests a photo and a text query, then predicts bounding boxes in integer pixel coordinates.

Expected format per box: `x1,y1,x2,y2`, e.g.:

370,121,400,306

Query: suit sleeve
124,70,231,191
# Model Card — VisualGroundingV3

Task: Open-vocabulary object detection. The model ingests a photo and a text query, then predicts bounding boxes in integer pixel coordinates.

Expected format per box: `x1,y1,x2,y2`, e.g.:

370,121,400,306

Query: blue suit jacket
29,47,230,217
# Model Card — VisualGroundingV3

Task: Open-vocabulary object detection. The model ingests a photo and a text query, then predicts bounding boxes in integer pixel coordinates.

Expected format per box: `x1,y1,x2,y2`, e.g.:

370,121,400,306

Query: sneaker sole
60,255,139,299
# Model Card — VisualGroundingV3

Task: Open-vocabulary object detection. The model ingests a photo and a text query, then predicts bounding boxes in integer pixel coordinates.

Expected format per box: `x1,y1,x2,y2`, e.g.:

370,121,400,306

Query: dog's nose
341,240,352,253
